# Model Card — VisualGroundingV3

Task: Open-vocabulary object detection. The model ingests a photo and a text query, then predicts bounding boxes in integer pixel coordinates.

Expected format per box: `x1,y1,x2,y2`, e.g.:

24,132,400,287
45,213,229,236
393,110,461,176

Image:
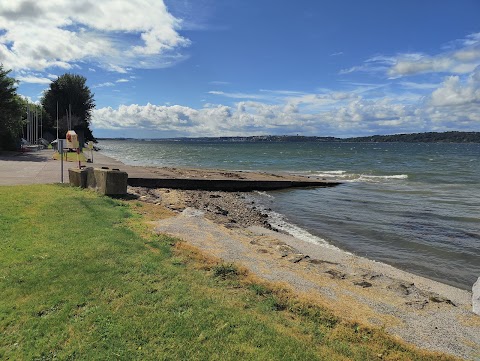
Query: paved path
0,149,125,186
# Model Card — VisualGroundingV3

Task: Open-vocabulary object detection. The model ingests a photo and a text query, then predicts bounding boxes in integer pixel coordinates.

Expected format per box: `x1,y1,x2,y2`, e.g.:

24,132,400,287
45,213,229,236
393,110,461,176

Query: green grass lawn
0,185,456,360
52,150,88,162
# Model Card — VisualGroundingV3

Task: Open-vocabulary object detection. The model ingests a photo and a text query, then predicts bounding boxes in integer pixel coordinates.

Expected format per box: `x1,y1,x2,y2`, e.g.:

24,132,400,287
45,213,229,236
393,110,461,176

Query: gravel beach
129,185,480,360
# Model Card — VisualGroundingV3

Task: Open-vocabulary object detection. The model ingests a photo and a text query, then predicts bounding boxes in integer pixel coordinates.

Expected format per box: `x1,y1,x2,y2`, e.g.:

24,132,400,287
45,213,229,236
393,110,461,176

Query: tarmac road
0,149,123,186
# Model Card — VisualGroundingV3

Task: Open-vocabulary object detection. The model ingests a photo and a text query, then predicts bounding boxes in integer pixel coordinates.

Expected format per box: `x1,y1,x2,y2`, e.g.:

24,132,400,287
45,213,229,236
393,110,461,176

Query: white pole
35,107,38,145
25,104,30,142
24,106,27,140
59,139,64,183
37,107,39,144
28,105,31,144
26,106,29,143
56,102,59,143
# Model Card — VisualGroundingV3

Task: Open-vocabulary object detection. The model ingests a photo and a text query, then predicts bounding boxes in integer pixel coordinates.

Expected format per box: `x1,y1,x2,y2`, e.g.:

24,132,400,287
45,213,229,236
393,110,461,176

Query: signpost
88,141,94,163
66,130,81,169
58,139,64,183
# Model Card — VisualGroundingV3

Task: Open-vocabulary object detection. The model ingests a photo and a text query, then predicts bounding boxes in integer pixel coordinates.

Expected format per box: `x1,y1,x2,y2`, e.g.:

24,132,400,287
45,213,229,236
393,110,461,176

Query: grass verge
0,184,457,360
52,151,87,162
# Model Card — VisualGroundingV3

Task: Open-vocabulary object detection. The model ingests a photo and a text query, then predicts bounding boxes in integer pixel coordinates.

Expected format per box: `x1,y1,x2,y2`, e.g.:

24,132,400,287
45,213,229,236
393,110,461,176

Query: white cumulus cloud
387,33,480,78
342,33,480,79
17,75,52,84
0,0,190,72
91,76,480,137
430,68,480,107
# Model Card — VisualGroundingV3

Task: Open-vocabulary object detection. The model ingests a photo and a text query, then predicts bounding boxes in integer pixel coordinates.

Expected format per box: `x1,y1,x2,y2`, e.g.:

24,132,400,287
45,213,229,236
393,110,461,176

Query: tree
0,65,23,150
41,73,96,142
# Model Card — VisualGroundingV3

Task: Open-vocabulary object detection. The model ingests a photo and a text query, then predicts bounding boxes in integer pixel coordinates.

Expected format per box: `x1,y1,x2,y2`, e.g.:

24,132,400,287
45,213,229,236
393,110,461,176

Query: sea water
99,139,480,290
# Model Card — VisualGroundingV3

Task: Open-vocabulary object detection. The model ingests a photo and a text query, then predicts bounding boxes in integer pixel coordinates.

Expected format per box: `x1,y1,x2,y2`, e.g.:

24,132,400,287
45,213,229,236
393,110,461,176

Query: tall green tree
41,73,96,142
0,65,23,150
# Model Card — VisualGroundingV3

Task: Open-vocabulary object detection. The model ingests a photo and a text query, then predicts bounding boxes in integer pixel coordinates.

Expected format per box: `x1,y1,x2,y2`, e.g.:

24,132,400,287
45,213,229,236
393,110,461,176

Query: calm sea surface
99,139,480,290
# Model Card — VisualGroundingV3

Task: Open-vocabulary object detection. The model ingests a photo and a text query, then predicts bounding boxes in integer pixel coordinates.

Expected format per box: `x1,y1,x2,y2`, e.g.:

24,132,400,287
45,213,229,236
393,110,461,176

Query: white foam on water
313,170,348,177
357,174,409,182
306,170,409,183
253,190,274,199
326,170,347,174
248,192,343,251
292,170,408,183
267,210,349,253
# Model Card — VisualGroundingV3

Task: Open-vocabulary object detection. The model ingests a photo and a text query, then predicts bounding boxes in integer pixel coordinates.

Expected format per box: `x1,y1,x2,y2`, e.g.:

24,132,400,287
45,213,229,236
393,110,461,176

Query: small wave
267,211,347,252
253,190,274,199
314,170,347,176
358,174,408,181
308,170,408,183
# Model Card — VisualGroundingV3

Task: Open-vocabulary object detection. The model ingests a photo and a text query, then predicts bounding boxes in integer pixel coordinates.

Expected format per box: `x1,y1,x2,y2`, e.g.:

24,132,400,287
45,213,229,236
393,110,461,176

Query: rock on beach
473,276,480,315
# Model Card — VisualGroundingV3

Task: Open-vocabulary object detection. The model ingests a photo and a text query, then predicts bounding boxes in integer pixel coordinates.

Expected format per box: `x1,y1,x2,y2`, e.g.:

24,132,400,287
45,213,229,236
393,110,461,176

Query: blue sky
1,0,479,138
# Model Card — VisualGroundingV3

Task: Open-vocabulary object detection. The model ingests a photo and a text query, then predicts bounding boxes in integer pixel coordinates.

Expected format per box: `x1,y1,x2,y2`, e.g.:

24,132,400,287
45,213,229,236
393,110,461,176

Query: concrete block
85,167,96,189
93,168,128,195
68,168,88,188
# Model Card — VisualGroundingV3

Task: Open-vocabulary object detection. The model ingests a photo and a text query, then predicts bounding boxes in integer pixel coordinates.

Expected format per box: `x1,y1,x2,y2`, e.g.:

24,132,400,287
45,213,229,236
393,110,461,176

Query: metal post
27,105,30,144
59,139,64,183
35,107,38,145
56,102,59,142
29,105,31,144
23,106,27,140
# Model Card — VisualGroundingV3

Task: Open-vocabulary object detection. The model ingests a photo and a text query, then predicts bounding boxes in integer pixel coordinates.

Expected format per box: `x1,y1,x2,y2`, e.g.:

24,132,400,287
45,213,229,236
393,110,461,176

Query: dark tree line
345,131,480,143
168,132,480,143
0,65,23,150
0,65,95,151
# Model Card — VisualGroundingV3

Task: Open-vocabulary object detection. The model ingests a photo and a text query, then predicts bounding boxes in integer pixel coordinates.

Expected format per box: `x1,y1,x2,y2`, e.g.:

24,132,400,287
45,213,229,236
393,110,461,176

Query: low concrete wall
69,167,128,195
68,168,88,188
94,168,128,195
71,168,339,193
127,177,340,192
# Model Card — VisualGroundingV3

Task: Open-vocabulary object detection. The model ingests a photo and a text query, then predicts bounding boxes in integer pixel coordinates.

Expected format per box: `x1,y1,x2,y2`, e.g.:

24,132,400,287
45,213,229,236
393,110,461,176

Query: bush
213,263,239,279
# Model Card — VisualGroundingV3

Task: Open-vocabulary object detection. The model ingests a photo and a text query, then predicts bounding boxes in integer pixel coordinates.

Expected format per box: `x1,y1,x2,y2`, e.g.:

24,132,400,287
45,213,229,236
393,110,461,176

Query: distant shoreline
97,131,480,143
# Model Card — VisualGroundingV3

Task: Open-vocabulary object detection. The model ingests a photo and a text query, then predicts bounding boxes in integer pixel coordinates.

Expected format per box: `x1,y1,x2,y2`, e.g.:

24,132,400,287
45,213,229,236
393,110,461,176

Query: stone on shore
473,276,480,315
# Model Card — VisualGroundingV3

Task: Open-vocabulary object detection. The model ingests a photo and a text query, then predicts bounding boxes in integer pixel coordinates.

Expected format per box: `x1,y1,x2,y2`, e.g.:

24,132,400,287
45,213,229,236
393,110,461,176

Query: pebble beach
129,185,480,360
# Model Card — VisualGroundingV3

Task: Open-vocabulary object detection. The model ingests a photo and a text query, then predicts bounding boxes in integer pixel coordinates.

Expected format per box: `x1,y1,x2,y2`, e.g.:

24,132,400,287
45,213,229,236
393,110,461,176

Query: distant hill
180,132,480,143
344,131,480,143
98,131,480,143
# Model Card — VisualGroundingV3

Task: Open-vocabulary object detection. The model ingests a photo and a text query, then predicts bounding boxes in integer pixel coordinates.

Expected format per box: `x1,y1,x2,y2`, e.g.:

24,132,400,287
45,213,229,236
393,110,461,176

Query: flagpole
35,107,38,145
28,105,31,144
56,101,59,141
